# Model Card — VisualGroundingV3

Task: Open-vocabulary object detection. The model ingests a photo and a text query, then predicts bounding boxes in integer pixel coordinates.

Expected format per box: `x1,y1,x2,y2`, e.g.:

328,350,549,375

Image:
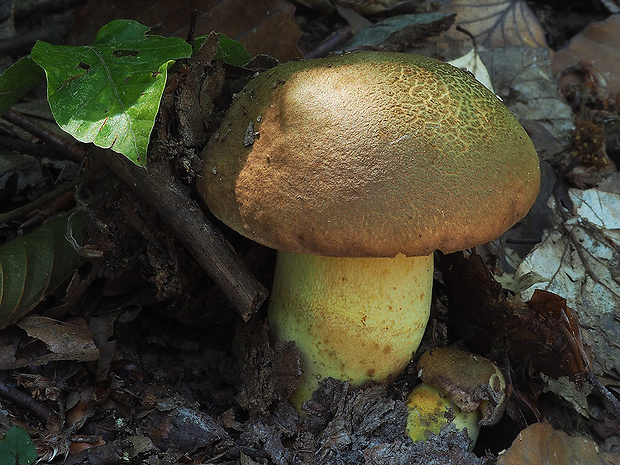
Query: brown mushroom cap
198,52,540,257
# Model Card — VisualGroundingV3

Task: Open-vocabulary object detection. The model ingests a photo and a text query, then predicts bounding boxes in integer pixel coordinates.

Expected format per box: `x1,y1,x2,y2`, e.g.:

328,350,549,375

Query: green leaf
0,426,37,465
214,33,251,66
31,19,192,166
0,56,46,117
0,212,82,329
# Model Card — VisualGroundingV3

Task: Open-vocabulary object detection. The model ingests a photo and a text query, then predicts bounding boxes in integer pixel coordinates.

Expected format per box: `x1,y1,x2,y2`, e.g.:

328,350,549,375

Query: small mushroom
406,348,508,448
416,348,508,425
198,52,539,408
405,383,481,446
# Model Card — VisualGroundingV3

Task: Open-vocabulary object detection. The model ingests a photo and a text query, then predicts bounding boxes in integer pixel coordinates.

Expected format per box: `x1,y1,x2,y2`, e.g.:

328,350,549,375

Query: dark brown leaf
554,14,620,99
68,0,302,62
141,406,228,452
0,316,98,369
440,252,591,381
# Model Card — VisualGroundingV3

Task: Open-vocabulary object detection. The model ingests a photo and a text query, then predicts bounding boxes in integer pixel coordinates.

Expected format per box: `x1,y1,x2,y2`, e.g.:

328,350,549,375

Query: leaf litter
0,0,619,464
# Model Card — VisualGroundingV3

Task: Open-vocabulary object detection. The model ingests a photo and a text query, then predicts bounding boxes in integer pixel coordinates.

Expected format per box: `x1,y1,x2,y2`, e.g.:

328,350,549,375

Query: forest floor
0,0,619,464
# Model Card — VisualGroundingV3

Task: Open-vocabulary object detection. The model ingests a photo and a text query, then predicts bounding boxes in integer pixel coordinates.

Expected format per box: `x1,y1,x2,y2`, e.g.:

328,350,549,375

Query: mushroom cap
198,52,540,257
417,348,507,426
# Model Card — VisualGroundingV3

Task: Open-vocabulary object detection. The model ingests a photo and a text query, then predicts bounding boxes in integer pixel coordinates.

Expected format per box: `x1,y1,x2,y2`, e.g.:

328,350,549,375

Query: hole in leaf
113,49,140,58
78,62,90,71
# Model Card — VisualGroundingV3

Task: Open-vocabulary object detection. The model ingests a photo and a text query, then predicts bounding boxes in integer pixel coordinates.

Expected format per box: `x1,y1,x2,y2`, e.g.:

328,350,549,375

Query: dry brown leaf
515,183,620,379
554,14,620,99
141,406,228,452
439,0,547,49
497,422,620,465
0,316,99,369
479,47,574,159
68,0,302,62
440,253,591,381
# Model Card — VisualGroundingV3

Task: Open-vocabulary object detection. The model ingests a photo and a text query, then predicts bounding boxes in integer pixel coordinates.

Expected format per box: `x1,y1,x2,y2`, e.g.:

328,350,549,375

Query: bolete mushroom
197,52,539,408
406,348,508,448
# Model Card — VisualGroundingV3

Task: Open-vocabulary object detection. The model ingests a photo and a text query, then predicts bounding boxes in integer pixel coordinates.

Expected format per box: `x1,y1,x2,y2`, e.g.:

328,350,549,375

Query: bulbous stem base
268,251,434,409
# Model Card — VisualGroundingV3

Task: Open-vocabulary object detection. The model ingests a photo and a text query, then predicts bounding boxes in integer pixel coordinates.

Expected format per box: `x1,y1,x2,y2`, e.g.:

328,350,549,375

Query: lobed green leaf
0,426,38,465
214,33,251,66
31,19,192,166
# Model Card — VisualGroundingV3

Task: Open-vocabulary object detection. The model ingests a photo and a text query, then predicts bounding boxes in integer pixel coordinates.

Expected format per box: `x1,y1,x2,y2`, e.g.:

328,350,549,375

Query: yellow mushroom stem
268,251,434,409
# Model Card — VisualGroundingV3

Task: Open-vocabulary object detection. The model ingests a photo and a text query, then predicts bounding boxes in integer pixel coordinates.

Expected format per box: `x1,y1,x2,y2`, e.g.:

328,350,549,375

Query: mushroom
405,383,481,446
406,348,508,448
197,52,539,408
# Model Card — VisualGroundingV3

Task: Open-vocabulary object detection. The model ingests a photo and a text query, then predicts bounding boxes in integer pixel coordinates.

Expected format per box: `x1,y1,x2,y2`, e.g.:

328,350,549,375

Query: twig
455,25,477,50
305,26,352,59
585,371,620,423
0,381,57,422
92,147,268,320
0,174,89,225
2,110,268,319
2,109,85,163
0,134,50,158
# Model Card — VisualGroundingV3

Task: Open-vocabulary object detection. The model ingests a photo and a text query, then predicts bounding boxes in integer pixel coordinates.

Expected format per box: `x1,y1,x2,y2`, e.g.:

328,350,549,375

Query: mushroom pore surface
198,52,540,257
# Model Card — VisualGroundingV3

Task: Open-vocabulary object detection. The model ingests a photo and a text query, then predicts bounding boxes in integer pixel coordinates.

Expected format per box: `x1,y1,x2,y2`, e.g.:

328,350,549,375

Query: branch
3,110,267,320
94,148,268,320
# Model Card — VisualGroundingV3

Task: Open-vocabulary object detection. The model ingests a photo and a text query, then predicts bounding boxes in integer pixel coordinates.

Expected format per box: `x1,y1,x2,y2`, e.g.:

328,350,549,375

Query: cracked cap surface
198,52,540,257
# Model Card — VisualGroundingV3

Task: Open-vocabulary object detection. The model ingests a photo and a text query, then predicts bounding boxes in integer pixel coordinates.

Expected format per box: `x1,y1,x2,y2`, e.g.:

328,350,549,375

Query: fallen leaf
68,0,301,62
141,406,228,452
539,374,593,418
62,435,155,465
554,14,620,99
479,47,574,158
527,290,588,377
295,0,400,15
0,57,46,116
515,184,620,378
439,0,547,48
343,13,454,50
448,49,493,91
0,213,82,329
571,187,620,239
497,422,619,465
0,316,99,369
